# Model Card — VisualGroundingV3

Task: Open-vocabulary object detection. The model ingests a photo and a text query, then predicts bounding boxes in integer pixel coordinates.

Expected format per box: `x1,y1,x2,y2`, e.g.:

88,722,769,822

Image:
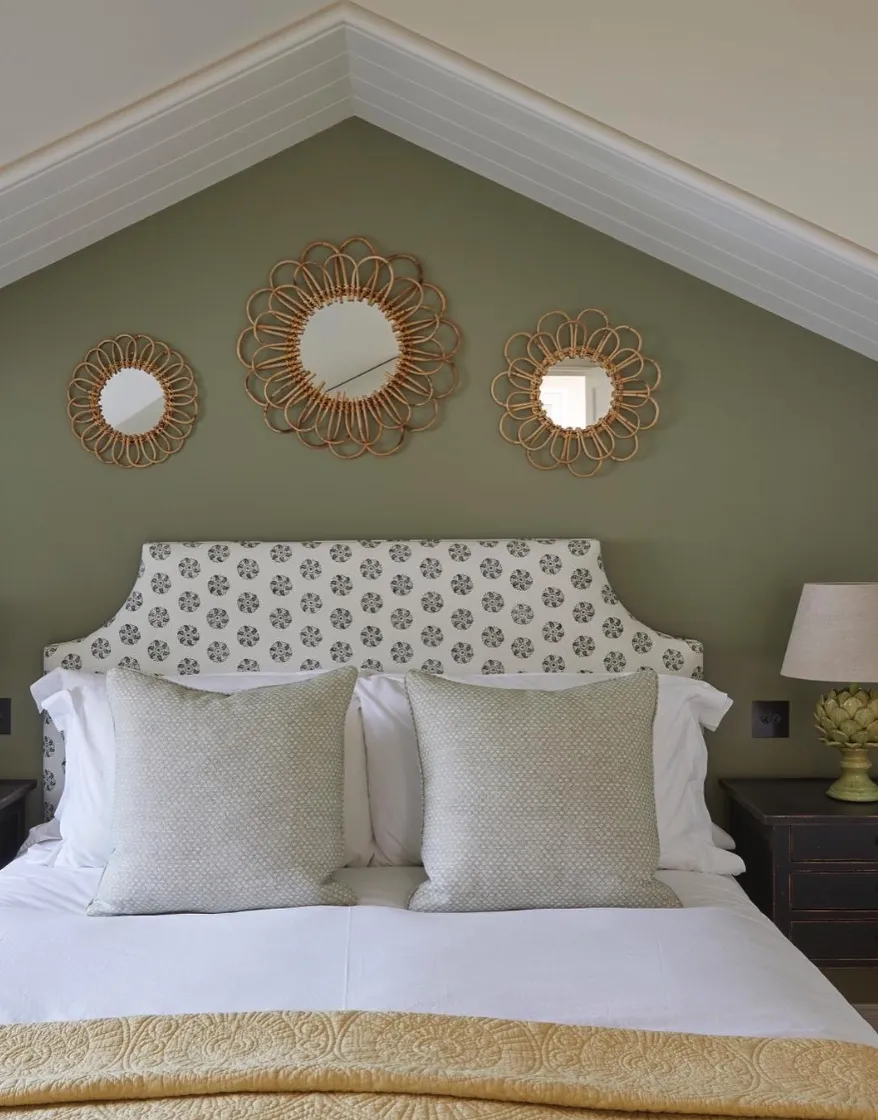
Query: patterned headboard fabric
41,539,702,817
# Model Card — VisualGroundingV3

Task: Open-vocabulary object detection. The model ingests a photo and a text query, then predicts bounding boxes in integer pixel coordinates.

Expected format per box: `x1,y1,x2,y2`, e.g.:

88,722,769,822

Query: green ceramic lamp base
815,686,878,803
826,748,878,802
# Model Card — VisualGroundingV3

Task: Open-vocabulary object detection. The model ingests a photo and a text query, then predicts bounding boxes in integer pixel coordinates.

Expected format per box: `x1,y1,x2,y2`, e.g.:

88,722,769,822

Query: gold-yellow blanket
1,1010,876,1120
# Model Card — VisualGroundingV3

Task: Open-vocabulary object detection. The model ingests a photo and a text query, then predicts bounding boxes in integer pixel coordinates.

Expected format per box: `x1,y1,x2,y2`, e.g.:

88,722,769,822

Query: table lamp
781,583,878,802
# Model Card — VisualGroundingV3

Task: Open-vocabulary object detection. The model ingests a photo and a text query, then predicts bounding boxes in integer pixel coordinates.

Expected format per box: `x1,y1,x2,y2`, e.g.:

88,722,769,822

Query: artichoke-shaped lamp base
815,687,878,803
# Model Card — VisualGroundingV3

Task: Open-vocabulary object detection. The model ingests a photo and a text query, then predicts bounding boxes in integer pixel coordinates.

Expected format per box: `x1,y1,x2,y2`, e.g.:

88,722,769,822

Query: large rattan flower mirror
238,237,460,459
68,334,198,468
491,309,660,477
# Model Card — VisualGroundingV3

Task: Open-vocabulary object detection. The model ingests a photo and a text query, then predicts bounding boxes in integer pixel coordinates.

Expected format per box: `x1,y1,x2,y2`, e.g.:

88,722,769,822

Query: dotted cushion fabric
88,666,357,916
406,669,679,912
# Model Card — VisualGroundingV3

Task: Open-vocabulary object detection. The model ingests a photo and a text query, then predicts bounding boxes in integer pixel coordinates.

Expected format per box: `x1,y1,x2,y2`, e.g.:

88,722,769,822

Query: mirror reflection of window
299,301,400,399
539,359,612,429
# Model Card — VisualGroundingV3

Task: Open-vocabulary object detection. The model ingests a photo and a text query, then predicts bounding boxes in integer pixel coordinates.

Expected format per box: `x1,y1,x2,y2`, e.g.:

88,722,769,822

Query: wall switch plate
752,699,789,738
0,698,10,735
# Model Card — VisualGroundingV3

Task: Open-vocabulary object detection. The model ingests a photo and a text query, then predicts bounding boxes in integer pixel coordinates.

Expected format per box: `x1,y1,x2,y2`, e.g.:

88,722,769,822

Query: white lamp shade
781,583,878,683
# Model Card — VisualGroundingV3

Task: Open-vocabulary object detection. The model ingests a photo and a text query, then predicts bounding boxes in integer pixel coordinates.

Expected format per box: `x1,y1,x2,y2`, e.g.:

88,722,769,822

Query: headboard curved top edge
40,538,702,816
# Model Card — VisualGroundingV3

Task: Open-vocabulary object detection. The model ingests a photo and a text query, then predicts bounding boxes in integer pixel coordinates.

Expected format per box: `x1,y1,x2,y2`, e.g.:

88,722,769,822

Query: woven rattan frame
68,334,198,468
238,237,460,459
492,309,660,477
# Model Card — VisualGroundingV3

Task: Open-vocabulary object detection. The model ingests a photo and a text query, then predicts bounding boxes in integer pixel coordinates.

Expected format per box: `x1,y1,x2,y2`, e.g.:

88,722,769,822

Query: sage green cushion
88,666,357,916
405,668,679,912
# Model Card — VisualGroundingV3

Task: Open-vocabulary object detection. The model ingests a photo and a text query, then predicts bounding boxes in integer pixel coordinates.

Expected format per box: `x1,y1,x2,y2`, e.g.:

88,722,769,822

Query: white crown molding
2,1,878,360
0,6,352,290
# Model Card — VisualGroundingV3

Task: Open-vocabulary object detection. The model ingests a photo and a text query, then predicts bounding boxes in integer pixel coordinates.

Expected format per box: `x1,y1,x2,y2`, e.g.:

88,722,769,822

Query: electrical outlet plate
752,699,790,738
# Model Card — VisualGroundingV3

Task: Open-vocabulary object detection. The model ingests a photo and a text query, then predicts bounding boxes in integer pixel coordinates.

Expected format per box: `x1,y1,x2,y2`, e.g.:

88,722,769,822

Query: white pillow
711,823,736,850
31,668,373,869
356,671,744,876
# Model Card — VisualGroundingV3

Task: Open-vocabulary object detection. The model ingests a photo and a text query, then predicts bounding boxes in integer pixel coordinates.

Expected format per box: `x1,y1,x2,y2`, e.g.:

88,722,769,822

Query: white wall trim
2,1,878,360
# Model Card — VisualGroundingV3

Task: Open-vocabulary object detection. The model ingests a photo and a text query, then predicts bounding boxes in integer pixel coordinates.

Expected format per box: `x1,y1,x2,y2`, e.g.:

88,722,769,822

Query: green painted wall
2,118,878,817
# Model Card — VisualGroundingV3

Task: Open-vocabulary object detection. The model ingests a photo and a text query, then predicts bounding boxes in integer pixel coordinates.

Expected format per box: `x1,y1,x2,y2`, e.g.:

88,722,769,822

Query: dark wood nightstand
721,778,878,967
0,779,37,869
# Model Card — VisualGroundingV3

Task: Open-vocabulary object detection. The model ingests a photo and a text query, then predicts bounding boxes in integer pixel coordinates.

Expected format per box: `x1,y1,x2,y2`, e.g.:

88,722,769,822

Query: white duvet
0,843,874,1046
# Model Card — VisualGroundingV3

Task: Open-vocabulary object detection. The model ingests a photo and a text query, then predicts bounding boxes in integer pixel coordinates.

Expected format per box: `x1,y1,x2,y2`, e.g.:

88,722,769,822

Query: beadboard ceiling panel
1,3,877,360
0,14,350,290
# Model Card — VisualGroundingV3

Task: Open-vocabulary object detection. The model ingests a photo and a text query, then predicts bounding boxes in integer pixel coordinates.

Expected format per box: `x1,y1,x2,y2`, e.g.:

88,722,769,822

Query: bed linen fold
2,1009,877,1120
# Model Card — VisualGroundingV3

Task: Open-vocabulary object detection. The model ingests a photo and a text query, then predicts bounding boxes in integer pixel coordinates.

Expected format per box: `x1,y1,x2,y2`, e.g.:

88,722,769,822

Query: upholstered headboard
41,538,702,816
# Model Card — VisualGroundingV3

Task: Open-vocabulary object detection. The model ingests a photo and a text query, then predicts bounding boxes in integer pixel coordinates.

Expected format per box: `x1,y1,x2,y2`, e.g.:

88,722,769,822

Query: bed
2,539,876,1119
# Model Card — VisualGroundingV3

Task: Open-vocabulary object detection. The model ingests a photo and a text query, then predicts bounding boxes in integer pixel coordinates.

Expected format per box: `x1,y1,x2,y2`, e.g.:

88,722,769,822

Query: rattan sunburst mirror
238,237,460,459
491,308,660,477
68,334,198,468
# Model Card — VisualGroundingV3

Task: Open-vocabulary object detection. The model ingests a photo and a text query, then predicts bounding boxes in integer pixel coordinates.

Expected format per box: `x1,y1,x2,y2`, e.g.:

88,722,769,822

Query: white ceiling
5,0,878,253
0,1,323,164
1,1,877,361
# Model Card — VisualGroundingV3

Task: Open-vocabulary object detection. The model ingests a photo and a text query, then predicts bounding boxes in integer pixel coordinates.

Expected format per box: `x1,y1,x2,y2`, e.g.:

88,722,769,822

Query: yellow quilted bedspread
1,1010,876,1120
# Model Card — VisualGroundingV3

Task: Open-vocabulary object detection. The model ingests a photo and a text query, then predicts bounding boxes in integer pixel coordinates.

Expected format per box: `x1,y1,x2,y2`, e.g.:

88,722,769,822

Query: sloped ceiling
2,0,877,359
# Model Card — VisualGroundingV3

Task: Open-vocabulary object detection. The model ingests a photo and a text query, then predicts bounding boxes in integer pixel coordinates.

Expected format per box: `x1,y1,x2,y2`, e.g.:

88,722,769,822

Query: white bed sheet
0,843,874,1046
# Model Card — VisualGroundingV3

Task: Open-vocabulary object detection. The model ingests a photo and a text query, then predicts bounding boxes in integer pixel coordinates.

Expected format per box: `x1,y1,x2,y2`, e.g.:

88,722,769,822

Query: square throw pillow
88,666,358,915
31,668,373,869
357,670,741,875
406,669,679,912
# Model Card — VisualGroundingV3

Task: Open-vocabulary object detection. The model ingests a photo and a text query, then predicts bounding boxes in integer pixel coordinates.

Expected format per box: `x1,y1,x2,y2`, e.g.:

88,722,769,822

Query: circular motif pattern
119,624,140,646
148,607,169,629
362,626,383,648
391,641,413,664
482,592,504,613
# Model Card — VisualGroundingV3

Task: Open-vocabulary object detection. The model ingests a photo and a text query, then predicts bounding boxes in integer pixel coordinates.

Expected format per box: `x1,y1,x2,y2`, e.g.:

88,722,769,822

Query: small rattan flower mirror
492,309,660,477
238,237,460,459
68,334,198,468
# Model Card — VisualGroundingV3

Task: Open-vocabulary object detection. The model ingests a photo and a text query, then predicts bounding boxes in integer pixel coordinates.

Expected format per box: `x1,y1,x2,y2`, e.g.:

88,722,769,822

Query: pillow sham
31,667,373,869
406,669,679,912
356,670,742,875
88,666,358,915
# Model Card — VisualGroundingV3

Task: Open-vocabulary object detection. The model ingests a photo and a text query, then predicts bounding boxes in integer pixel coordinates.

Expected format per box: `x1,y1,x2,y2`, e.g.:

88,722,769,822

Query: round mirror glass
539,356,613,430
299,300,400,398
99,367,166,435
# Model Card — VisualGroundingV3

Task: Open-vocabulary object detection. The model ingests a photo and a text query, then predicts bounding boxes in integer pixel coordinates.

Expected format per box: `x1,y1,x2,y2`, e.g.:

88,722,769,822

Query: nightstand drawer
791,872,878,910
790,824,878,862
790,920,878,961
